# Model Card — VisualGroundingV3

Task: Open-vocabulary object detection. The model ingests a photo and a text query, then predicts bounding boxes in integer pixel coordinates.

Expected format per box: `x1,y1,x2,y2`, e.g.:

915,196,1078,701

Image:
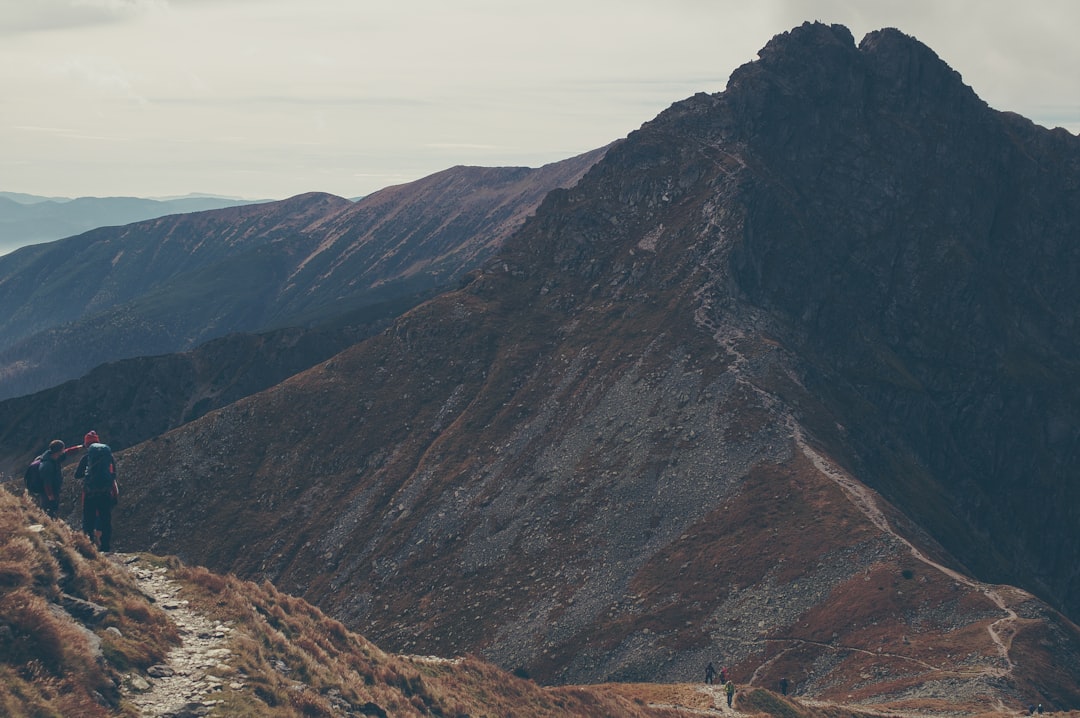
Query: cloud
0,0,167,34
50,56,148,104
2,0,1077,201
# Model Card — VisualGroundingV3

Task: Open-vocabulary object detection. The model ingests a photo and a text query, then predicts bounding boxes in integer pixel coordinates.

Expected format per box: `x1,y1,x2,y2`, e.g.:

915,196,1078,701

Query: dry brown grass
0,486,179,717
168,557,687,717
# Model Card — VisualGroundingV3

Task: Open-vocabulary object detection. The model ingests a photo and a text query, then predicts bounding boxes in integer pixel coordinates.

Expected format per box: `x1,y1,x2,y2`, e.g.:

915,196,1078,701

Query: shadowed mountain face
0,325,367,475
723,26,1080,620
0,149,607,400
58,23,1080,713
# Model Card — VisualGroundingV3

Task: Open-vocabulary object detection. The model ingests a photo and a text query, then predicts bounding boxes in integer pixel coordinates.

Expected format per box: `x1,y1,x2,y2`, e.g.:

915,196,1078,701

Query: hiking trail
793,425,1020,678
647,684,748,716
112,554,241,717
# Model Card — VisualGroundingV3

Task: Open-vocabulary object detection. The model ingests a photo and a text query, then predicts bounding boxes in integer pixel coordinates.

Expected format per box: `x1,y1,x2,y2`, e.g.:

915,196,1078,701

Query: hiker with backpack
28,439,83,517
74,431,118,552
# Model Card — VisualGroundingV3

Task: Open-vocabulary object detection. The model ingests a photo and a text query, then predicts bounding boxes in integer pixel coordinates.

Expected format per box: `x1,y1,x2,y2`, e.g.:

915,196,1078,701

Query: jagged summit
741,22,983,109
643,22,991,164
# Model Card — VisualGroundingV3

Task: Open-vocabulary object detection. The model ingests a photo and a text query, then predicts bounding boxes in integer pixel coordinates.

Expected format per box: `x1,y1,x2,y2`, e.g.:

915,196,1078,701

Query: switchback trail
793,426,1021,678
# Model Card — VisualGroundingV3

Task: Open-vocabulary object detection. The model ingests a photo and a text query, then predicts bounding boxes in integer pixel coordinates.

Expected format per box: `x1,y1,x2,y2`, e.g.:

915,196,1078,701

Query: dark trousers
39,493,60,518
82,492,114,551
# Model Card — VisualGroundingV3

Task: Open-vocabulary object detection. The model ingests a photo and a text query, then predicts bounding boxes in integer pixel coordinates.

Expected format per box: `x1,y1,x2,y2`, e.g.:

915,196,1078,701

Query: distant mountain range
0,191,269,256
1,22,1079,716
0,149,607,401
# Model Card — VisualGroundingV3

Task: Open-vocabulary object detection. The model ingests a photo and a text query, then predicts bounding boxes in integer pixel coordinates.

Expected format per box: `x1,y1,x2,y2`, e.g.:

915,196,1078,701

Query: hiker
720,665,728,684
725,680,735,707
705,661,716,684
779,676,789,695
36,440,67,517
33,439,83,516
74,431,118,552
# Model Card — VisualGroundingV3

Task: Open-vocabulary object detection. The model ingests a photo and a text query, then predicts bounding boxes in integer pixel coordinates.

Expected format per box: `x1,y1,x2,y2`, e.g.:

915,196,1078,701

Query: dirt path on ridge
792,425,1019,678
111,554,239,717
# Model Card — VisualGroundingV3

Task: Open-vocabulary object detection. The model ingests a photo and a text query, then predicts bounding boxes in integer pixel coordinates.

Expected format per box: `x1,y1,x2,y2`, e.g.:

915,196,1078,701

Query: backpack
24,457,43,494
84,443,115,492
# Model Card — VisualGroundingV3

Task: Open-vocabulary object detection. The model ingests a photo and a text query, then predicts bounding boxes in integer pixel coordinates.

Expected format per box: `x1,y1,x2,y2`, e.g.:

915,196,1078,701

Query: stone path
112,554,242,717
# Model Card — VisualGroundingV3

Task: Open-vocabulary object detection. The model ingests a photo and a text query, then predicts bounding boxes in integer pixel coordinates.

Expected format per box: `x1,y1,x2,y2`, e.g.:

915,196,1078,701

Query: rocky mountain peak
732,22,978,112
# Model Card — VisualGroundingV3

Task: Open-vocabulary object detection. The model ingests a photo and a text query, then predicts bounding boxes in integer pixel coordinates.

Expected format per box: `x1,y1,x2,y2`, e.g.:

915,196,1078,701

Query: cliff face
725,25,1080,618
108,23,1080,712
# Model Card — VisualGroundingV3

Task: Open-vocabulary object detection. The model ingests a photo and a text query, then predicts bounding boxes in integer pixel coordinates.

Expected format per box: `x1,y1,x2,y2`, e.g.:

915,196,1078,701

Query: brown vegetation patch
169,559,699,717
0,487,177,716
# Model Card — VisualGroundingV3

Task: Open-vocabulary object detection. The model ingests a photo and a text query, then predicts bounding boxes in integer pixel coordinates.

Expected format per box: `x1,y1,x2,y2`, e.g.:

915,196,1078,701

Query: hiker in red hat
75,430,118,552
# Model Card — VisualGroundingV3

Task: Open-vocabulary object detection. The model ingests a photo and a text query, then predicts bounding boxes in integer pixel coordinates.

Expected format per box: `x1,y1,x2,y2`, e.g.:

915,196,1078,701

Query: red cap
84,430,100,446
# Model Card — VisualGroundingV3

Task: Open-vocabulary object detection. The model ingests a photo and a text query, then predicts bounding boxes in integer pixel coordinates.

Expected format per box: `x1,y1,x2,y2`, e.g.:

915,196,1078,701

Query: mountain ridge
0,488,712,717
0,148,607,400
0,192,267,257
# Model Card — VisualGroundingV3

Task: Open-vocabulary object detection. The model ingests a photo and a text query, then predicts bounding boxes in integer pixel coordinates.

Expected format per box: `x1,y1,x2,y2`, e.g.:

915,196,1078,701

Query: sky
1,0,1078,201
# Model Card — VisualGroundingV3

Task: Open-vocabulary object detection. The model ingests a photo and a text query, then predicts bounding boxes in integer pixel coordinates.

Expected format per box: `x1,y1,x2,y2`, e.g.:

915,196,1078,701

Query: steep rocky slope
105,23,1080,715
724,23,1080,627
0,148,606,400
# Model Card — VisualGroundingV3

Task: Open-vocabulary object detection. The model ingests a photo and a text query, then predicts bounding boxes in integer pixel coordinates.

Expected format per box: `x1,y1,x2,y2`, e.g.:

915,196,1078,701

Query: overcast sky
2,0,1077,201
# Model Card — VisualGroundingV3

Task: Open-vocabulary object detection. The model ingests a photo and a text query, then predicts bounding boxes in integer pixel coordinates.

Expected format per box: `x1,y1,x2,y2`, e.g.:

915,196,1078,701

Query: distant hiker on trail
74,431,118,552
720,666,728,684
779,676,789,695
32,439,83,517
725,680,735,707
705,661,716,684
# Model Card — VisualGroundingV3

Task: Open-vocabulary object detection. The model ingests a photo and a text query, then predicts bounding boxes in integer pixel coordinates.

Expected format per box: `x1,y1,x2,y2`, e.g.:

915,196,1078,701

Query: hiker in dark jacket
34,439,82,516
37,440,67,517
74,430,118,552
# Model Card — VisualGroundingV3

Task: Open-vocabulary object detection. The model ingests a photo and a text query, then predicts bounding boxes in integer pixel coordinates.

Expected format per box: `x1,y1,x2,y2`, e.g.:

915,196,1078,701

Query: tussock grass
170,557,687,717
0,486,178,717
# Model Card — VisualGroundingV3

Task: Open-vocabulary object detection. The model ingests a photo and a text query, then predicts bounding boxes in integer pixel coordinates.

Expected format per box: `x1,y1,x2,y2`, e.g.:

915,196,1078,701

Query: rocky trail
646,684,748,716
112,554,241,718
794,426,1022,678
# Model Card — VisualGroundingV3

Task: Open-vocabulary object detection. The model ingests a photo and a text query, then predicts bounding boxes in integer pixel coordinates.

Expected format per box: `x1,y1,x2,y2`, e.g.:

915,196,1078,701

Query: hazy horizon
2,0,1078,201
